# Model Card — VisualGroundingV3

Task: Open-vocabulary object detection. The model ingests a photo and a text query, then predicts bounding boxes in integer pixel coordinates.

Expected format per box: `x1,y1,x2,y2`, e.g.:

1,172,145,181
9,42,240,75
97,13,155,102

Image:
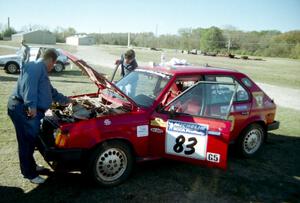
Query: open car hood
62,51,138,109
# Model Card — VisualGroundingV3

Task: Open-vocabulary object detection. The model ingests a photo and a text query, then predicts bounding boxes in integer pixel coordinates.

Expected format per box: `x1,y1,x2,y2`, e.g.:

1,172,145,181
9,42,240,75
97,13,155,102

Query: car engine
42,95,129,127
40,95,130,147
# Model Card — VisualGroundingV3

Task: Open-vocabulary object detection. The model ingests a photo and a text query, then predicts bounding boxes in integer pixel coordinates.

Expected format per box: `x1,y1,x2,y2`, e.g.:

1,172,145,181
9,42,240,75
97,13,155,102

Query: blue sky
0,0,299,34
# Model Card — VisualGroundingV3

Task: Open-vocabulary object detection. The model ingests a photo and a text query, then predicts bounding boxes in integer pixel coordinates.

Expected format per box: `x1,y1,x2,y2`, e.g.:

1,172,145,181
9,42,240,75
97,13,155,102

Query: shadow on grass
0,75,18,82
50,79,91,84
1,133,299,202
50,69,84,77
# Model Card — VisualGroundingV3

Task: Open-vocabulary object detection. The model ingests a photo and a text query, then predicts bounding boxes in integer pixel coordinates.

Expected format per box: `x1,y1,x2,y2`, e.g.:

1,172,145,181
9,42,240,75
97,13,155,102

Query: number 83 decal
173,135,197,155
166,132,208,160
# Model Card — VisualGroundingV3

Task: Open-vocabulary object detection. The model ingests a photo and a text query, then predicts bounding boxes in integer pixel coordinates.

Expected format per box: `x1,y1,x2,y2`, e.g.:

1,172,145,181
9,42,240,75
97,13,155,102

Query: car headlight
54,128,70,147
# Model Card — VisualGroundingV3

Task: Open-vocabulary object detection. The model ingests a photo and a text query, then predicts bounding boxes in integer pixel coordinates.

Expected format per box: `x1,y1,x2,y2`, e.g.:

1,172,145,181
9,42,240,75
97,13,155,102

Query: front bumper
37,135,85,163
267,121,280,131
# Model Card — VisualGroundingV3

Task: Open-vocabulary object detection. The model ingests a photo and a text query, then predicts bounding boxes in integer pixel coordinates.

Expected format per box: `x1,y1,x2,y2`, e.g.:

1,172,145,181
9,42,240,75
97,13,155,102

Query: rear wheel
88,141,133,187
5,62,19,74
237,123,265,157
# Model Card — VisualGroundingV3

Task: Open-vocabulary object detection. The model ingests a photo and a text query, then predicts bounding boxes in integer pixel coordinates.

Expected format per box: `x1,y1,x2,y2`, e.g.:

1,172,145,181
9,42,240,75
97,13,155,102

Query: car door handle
240,111,249,115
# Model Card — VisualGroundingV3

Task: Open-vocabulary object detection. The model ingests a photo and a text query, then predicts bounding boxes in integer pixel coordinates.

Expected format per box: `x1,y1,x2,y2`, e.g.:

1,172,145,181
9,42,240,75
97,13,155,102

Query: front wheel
237,123,265,158
89,141,134,187
53,62,64,73
5,62,19,74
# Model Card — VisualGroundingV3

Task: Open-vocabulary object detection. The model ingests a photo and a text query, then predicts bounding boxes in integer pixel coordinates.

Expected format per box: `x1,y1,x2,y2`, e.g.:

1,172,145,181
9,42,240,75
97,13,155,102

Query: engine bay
44,95,130,126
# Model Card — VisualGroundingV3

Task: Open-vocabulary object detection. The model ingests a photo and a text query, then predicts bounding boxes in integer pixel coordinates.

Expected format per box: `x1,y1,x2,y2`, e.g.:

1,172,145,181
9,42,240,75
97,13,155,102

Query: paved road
257,83,300,110
0,45,18,50
75,45,149,69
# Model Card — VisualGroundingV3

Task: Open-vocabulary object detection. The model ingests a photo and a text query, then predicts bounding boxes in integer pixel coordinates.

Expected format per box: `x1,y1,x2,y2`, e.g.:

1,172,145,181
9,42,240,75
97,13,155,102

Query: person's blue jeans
7,98,44,179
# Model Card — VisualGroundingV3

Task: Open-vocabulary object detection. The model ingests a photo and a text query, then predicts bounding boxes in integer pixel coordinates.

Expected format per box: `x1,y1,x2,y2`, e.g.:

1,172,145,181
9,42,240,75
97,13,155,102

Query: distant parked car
188,49,199,55
0,47,69,74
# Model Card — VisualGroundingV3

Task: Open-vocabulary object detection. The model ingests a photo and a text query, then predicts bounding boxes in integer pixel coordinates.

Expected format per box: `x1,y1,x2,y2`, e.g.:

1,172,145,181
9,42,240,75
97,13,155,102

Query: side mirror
168,105,176,118
156,103,164,112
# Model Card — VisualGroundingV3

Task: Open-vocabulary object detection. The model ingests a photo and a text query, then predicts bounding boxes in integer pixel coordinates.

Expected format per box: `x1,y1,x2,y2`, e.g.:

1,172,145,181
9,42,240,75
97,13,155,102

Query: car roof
139,65,245,77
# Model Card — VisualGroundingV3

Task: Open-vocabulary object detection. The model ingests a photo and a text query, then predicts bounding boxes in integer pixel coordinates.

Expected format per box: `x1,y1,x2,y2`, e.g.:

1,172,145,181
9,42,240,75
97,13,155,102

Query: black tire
237,123,265,158
5,62,19,74
53,62,65,73
88,140,134,187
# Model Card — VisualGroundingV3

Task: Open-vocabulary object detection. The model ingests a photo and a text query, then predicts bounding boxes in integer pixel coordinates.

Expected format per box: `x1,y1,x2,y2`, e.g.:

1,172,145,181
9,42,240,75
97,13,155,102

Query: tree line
1,24,299,59
89,27,300,59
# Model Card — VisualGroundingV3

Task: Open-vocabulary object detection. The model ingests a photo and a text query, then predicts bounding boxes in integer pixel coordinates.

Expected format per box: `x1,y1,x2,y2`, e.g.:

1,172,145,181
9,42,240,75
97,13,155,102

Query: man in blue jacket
7,48,70,184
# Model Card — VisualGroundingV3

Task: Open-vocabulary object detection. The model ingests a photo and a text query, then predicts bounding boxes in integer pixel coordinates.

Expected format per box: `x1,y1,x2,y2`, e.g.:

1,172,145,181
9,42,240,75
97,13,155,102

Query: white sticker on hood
137,125,149,137
104,119,111,126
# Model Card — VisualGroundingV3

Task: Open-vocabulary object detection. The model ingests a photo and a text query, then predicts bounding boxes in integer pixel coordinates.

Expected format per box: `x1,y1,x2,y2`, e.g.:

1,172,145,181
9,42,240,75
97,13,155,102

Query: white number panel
206,152,220,163
166,120,208,160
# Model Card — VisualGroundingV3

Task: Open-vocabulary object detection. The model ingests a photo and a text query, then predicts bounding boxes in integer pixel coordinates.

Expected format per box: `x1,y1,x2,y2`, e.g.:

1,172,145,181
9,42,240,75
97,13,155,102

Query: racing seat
162,82,183,105
180,99,202,115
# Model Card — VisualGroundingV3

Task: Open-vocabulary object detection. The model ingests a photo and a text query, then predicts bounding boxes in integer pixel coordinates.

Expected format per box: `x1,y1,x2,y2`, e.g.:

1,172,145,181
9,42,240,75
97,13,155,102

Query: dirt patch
74,46,118,69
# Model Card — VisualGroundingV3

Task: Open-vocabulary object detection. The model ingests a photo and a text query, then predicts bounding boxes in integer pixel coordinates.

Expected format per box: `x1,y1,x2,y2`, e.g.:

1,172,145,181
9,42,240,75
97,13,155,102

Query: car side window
165,82,235,120
204,75,249,102
235,83,249,102
162,76,203,105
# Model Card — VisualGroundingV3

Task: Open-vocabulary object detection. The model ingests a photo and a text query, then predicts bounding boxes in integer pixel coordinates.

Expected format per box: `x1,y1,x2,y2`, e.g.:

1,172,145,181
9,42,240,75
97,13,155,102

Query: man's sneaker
36,165,46,172
29,176,46,184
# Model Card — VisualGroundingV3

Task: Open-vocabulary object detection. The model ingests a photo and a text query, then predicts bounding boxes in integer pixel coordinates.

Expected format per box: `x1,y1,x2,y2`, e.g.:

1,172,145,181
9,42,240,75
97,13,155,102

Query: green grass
275,106,300,137
94,44,300,89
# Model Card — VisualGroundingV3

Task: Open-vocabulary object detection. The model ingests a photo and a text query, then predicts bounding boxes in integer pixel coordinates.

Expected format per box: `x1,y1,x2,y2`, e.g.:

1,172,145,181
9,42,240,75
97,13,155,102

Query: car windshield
116,69,171,108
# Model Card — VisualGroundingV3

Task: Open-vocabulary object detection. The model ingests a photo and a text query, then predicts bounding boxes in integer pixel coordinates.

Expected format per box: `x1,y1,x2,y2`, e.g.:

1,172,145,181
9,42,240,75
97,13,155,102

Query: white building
66,35,95,46
12,30,56,44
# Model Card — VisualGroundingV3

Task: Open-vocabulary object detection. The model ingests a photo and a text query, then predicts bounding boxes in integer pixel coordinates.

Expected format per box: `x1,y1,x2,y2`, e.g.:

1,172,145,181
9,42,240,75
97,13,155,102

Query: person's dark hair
43,48,58,61
124,49,135,60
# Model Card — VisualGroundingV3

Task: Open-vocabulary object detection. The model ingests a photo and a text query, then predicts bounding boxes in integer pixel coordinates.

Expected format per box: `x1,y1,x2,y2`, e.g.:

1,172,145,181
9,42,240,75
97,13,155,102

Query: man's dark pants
7,97,44,179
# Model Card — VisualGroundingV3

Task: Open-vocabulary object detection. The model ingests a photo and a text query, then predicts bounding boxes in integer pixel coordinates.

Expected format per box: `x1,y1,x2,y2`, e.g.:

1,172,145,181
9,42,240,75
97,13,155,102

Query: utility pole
127,32,131,48
7,17,10,29
155,24,159,48
227,38,231,53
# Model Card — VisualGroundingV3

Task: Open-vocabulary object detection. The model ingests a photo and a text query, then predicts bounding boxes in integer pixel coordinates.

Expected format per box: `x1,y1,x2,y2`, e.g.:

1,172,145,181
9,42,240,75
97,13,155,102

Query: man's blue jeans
7,98,44,179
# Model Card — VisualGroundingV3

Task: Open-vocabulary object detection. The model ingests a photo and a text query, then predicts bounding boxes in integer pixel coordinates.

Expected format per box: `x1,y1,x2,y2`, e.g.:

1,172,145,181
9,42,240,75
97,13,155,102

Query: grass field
2,41,300,89
107,46,300,89
0,43,300,202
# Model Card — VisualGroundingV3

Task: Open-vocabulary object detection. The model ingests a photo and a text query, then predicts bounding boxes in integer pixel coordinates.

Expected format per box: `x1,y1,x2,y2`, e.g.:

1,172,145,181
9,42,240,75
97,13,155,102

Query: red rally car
38,52,279,186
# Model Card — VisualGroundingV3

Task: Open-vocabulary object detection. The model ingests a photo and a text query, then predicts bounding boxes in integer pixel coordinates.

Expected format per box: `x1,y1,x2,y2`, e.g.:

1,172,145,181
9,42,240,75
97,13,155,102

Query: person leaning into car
115,49,138,77
7,48,71,184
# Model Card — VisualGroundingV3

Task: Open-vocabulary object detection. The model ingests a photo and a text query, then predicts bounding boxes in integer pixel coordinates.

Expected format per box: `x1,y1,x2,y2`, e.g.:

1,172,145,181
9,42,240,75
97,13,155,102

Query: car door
149,81,236,169
203,75,251,141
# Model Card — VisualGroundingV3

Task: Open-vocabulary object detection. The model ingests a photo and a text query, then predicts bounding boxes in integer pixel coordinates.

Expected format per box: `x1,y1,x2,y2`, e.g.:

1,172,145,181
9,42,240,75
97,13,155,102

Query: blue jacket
11,60,70,111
